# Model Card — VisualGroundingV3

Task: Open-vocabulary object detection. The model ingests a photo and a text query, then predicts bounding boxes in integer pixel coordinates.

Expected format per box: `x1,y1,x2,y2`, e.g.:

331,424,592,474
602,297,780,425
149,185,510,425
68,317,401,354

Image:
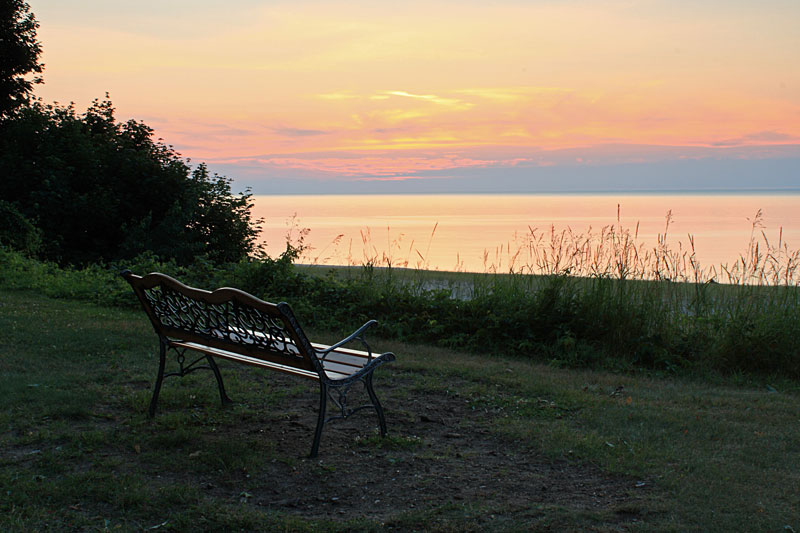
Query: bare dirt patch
177,369,653,529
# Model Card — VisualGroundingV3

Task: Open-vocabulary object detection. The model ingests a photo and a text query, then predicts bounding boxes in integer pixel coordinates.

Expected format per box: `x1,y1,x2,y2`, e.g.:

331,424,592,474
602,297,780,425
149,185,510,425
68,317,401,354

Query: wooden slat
311,342,372,359
172,341,355,381
225,326,374,360
319,368,350,380
171,341,320,380
321,351,370,368
320,360,360,377
219,326,375,367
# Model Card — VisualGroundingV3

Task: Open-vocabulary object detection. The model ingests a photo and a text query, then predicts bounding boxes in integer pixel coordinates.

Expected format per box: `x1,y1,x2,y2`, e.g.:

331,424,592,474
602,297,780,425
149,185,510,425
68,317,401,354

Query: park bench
121,270,396,458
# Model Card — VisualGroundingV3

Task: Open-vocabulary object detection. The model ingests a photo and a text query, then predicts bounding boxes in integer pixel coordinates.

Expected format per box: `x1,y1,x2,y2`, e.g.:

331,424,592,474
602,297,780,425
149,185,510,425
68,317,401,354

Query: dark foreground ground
7,292,798,531
199,370,651,529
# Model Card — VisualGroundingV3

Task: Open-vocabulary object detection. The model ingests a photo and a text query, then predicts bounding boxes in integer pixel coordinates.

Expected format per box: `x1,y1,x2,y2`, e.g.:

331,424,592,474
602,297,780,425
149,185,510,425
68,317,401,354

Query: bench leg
148,341,167,418
365,372,388,437
205,355,233,406
310,382,328,458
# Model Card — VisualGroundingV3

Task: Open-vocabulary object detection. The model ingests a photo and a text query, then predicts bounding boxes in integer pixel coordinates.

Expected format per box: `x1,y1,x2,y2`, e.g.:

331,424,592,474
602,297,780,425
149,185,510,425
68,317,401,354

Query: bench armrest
318,320,378,360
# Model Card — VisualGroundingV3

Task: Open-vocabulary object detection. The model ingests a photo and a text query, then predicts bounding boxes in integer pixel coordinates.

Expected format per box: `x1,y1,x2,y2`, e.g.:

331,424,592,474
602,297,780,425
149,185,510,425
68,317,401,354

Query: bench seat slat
172,341,321,380
318,350,373,368
223,327,374,368
311,342,373,360
171,341,360,381
320,360,363,377
219,326,376,369
226,328,374,361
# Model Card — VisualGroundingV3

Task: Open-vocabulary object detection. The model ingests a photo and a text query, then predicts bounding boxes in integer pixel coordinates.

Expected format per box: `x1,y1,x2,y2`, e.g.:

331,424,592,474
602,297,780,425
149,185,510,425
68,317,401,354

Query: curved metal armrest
318,320,378,360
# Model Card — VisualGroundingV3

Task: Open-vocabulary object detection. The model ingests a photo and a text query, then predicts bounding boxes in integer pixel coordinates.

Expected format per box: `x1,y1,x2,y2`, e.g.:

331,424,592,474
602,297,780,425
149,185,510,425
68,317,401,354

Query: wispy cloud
273,127,330,137
711,130,797,147
211,154,500,177
373,90,473,110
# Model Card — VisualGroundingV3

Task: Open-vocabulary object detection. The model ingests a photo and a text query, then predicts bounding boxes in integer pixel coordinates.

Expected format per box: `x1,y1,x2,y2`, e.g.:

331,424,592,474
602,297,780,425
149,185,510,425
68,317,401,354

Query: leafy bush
2,246,798,379
0,199,41,255
0,97,260,266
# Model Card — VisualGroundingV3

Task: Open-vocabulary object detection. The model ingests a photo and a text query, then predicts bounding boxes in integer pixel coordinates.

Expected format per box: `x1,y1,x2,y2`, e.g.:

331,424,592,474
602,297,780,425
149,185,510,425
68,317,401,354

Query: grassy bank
2,246,799,380
1,290,798,531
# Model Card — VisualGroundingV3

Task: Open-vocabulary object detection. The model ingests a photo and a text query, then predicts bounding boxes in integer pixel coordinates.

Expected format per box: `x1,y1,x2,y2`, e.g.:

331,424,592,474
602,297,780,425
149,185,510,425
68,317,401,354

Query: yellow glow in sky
30,0,800,190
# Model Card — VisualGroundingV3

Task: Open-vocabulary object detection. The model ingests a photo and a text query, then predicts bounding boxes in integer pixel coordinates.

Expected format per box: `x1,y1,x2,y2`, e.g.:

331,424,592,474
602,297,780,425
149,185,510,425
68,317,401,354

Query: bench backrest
122,271,319,373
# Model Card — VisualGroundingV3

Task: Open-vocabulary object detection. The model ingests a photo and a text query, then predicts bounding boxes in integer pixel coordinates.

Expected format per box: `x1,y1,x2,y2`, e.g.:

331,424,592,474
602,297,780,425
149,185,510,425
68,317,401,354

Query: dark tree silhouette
0,0,44,119
0,97,261,265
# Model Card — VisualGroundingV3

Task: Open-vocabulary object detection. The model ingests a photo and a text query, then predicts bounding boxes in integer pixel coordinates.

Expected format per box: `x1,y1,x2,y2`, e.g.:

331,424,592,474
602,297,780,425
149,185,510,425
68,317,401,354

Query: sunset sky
31,0,800,193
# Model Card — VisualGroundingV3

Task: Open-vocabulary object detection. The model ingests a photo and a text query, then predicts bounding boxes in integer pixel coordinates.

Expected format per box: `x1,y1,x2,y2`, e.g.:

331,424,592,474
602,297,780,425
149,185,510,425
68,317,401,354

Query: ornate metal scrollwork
142,285,303,361
324,379,378,424
164,345,210,379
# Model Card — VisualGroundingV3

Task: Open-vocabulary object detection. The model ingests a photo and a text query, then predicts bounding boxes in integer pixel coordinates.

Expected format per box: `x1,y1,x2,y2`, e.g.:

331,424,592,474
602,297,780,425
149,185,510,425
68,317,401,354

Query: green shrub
0,199,41,255
0,98,260,266
2,246,798,379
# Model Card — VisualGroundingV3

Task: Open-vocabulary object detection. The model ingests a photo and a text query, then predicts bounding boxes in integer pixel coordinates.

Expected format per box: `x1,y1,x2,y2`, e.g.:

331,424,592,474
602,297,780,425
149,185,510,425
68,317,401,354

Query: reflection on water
252,194,800,277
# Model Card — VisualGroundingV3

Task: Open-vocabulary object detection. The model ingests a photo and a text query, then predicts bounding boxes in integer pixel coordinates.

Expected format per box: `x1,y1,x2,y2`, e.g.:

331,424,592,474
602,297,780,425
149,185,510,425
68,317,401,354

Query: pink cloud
209,155,504,177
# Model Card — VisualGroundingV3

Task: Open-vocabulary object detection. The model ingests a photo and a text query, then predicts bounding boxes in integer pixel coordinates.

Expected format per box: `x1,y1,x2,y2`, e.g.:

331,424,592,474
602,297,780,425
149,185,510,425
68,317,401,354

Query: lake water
252,193,800,276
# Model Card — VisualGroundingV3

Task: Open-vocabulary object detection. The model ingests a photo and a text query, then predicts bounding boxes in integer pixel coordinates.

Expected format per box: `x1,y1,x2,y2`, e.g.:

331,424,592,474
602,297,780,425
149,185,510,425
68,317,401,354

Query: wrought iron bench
121,270,396,458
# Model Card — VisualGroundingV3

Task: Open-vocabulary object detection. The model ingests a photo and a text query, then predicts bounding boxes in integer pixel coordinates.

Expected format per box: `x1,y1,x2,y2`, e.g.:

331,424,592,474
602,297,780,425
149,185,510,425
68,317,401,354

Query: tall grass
300,208,798,286
1,206,798,379
333,222,440,272
287,208,800,378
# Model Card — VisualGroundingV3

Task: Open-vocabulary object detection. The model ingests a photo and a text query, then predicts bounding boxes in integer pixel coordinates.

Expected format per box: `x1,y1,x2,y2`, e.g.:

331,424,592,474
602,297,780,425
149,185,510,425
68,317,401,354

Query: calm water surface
252,194,800,273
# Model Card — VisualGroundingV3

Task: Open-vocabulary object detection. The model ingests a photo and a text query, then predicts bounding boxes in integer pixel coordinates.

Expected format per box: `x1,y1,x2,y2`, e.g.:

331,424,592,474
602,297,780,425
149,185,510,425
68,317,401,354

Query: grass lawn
1,289,798,531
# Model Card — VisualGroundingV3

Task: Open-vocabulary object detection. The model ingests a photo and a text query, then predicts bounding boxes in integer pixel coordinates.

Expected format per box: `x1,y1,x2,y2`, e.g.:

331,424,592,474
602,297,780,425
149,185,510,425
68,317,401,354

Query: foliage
2,245,799,379
0,97,261,266
0,0,43,119
0,199,40,255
